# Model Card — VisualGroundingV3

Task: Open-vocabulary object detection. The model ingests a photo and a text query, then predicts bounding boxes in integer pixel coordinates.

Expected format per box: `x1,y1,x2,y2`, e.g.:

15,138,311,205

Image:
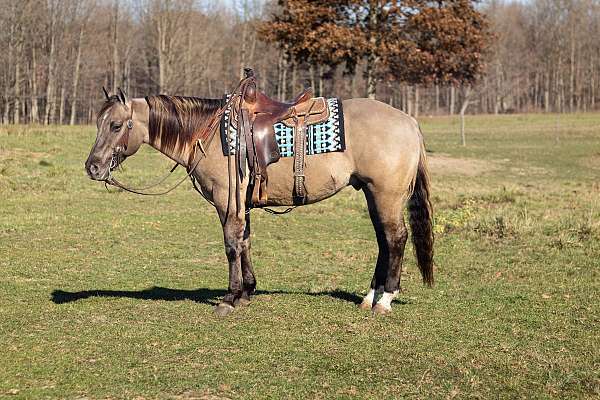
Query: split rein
103,89,296,215
104,95,229,200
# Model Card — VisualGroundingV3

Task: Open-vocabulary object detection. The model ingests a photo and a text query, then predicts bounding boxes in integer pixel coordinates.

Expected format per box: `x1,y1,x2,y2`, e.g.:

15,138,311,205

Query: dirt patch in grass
0,148,48,160
582,153,600,170
428,153,498,176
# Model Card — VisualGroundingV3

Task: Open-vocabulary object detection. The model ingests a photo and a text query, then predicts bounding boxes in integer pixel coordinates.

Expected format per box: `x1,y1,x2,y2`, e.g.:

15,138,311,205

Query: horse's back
257,98,423,205
342,98,422,189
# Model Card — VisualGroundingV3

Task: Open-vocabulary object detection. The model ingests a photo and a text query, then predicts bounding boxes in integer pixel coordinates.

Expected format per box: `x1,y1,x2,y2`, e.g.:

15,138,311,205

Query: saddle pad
220,97,345,158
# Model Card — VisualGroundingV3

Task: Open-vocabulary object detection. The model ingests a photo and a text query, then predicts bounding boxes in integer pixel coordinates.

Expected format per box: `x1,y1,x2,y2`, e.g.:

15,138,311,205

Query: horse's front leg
237,212,256,307
214,212,245,316
213,190,247,316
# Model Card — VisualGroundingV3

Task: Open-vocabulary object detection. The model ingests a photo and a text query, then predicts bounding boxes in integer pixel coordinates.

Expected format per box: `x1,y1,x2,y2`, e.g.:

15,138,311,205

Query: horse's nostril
90,164,99,174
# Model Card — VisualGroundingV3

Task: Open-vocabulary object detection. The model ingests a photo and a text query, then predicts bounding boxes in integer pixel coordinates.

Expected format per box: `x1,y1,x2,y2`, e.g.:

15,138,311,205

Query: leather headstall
115,108,134,154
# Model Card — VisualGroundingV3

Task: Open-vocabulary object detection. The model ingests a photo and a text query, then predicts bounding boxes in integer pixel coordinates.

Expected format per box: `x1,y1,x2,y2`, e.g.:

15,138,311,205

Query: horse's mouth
88,152,125,182
109,152,126,172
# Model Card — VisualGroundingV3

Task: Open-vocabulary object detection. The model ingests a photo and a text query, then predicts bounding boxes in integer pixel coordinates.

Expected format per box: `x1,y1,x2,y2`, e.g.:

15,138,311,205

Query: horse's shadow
51,286,363,306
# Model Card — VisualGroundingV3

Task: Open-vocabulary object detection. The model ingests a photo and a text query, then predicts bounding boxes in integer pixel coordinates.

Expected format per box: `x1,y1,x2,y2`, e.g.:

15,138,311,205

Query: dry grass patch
428,153,499,176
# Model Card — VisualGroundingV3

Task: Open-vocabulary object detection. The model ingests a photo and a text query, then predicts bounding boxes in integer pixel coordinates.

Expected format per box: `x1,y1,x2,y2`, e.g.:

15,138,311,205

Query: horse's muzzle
85,158,109,181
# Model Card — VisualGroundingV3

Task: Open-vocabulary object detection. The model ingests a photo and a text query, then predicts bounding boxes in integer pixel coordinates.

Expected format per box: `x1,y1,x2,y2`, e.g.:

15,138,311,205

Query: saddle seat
253,88,314,118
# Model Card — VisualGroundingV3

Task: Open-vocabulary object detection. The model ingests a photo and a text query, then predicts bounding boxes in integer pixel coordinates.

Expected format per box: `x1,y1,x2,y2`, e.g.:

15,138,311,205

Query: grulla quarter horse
84,87,434,317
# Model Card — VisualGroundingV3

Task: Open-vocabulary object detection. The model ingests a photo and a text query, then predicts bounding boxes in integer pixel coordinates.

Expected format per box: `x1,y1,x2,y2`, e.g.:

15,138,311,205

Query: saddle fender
252,113,281,170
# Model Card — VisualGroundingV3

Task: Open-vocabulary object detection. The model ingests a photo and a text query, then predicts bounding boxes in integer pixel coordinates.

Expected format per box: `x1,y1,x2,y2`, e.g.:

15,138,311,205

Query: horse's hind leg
237,212,256,307
359,187,409,314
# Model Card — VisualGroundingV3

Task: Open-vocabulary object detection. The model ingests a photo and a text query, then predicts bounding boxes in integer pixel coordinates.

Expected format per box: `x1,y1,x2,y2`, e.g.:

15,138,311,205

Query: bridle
102,77,296,215
103,86,245,198
107,110,133,172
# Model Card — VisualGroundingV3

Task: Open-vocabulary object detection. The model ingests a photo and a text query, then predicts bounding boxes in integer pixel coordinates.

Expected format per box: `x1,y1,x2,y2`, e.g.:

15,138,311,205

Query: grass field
1,113,599,399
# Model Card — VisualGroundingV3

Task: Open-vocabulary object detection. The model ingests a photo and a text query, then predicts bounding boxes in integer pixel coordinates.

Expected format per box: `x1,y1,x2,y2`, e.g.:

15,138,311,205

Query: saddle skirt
220,97,345,159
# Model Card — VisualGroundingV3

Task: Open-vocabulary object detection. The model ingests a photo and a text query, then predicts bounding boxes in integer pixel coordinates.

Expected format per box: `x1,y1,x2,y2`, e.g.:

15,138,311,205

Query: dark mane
145,95,222,158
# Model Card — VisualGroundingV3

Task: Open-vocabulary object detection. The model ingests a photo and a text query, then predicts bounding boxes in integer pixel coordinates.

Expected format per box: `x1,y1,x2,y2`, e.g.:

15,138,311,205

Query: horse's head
85,87,147,181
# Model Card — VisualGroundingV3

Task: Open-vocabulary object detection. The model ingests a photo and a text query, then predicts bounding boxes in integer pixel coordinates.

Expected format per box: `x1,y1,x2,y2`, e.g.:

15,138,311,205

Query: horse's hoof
214,303,235,317
372,304,392,315
358,300,373,311
234,297,251,307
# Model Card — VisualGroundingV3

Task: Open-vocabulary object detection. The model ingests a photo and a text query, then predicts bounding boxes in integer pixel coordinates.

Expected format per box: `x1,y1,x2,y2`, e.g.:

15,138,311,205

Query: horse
84,86,434,317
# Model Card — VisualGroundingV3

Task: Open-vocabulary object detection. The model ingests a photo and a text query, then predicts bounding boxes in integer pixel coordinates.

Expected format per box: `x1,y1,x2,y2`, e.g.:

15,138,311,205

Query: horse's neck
148,138,193,167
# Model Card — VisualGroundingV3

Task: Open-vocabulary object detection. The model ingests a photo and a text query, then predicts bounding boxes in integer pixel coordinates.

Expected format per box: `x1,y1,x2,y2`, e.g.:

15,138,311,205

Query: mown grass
0,113,599,399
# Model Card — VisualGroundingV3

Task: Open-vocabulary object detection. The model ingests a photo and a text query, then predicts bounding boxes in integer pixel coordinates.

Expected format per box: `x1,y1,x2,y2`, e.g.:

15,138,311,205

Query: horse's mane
145,95,222,158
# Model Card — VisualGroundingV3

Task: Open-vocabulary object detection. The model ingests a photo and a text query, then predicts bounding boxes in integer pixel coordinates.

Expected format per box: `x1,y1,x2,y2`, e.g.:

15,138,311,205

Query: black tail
408,134,434,286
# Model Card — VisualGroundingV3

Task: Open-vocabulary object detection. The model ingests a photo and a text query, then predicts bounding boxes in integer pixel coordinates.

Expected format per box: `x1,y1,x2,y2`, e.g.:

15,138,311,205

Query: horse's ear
118,87,128,105
102,86,110,100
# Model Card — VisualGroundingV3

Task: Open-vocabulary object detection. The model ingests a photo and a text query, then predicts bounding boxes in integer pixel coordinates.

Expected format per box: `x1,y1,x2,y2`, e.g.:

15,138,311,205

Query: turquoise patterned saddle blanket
220,97,346,157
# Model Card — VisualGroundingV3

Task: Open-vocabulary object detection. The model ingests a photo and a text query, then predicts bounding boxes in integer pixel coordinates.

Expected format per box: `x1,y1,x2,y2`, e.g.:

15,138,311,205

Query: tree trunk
31,46,39,124
239,1,248,80
309,64,316,94
449,85,455,115
406,86,412,116
365,56,377,99
591,56,595,110
184,20,192,94
276,50,283,99
88,96,93,124
157,13,166,93
400,85,406,112
365,0,379,99
70,26,84,125
544,71,550,113
569,27,575,112
318,64,324,97
281,52,288,100
459,87,471,146
123,48,131,94
435,84,440,115
4,18,14,123
249,26,257,69
111,0,119,92
14,49,21,124
45,35,57,124
291,62,297,95
414,86,419,118
58,85,66,125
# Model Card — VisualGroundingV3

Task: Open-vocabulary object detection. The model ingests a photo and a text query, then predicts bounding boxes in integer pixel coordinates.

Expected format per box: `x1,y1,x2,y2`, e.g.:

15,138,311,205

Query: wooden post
459,86,471,146
450,85,455,115
414,86,419,118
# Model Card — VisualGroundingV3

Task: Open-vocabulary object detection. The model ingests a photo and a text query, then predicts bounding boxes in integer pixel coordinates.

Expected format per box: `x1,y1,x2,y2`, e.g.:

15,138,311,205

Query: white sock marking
362,289,375,306
377,290,399,310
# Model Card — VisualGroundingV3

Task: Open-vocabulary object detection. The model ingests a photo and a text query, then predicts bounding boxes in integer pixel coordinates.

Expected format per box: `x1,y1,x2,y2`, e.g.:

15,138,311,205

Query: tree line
0,0,599,126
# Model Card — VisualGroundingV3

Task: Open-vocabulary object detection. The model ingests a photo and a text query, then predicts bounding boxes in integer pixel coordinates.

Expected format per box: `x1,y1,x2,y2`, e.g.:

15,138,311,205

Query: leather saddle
230,68,329,207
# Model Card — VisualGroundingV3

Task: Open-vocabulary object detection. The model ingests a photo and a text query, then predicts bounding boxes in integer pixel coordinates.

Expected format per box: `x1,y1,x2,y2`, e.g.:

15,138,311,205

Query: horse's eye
111,123,122,132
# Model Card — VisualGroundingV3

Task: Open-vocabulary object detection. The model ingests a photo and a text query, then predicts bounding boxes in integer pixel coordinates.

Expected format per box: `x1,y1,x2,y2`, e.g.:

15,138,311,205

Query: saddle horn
102,86,110,100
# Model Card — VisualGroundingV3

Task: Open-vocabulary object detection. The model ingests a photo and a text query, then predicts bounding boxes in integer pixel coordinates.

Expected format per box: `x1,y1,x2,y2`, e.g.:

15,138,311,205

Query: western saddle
228,68,329,208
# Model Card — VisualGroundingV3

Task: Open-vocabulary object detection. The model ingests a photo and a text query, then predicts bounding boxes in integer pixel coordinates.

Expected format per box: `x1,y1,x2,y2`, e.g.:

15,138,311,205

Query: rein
105,90,241,197
104,80,297,215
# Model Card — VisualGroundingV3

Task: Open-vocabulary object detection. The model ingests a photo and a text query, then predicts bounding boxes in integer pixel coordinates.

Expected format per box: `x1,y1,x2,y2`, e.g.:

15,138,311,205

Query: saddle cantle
224,68,331,208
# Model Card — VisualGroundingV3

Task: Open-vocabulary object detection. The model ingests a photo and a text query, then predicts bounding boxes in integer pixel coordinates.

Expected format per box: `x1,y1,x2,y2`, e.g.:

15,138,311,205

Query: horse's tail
408,128,434,286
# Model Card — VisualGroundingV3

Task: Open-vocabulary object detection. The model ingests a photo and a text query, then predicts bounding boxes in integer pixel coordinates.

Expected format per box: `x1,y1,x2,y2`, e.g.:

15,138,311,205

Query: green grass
1,114,599,399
